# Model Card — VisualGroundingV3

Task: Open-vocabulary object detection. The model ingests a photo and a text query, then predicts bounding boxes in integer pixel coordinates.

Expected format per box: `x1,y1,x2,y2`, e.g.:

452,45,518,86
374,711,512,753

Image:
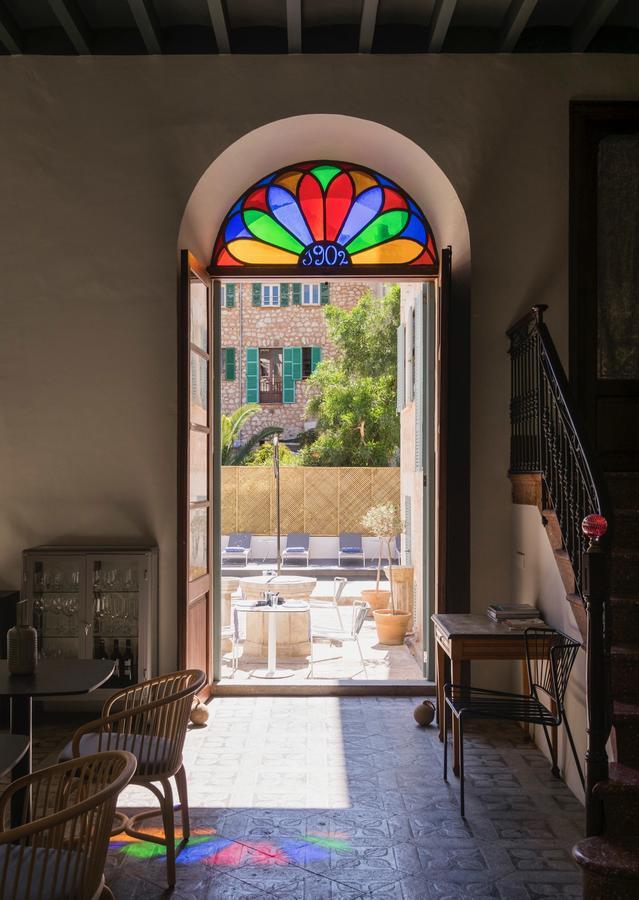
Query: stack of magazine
486,604,545,631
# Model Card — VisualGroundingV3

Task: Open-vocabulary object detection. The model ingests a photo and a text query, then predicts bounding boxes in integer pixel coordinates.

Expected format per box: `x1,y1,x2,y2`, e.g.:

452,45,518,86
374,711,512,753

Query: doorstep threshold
211,679,435,697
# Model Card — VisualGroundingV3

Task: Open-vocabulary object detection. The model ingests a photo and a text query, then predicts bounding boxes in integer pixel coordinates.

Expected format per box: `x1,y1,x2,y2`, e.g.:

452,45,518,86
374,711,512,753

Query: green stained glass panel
311,165,342,191
345,211,409,254
243,209,304,254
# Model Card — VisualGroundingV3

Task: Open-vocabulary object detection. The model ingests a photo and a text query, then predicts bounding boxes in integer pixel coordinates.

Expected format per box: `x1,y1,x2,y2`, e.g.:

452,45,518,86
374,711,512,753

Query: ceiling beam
286,0,302,53
0,2,22,54
499,0,537,52
571,0,620,51
48,0,91,54
359,0,379,53
127,0,162,54
427,0,457,53
206,0,230,53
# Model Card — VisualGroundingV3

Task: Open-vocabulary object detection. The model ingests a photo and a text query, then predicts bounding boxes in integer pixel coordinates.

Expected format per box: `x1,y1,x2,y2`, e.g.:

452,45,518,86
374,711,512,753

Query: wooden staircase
507,307,639,898
572,473,639,899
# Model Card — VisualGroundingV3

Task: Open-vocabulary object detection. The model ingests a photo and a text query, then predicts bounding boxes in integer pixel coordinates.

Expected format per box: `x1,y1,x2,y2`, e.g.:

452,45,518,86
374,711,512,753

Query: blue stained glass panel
225,212,252,242
336,187,383,245
268,186,314,245
401,215,427,245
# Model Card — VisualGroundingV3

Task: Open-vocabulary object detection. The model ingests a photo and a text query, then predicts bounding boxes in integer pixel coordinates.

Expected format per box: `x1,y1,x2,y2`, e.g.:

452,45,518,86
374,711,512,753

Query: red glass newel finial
582,514,608,540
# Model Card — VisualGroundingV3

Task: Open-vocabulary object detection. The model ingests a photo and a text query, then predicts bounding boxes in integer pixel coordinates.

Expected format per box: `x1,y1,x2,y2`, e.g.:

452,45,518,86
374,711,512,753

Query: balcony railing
259,377,282,404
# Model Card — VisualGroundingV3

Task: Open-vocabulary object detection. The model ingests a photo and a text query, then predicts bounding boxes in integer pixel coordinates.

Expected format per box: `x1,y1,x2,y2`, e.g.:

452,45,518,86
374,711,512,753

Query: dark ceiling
1,1,638,56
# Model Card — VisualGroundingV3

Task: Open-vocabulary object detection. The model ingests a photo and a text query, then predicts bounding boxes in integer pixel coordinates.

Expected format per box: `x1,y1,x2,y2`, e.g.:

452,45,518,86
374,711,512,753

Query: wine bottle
123,640,134,682
96,638,108,660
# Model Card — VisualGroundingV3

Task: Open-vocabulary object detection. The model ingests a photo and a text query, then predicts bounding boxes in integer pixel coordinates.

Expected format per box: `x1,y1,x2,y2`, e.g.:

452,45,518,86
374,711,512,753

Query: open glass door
178,251,216,688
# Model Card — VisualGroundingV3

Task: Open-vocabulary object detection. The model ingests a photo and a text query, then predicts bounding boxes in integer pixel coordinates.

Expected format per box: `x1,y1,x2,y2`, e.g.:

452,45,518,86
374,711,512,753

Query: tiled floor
101,697,584,899
220,602,424,682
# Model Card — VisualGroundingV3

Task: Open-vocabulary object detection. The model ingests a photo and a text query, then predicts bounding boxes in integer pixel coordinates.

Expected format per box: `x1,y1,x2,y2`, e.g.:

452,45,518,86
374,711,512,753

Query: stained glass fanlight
210,161,438,273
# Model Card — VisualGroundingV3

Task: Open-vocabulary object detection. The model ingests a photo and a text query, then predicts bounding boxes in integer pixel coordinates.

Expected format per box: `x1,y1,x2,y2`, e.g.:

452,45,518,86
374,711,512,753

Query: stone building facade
221,281,382,441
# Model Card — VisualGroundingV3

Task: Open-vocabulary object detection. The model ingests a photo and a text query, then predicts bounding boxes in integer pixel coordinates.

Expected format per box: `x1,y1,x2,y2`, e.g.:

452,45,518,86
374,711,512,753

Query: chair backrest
0,750,135,900
350,600,369,638
228,532,251,550
339,533,363,551
525,627,581,714
333,577,347,603
73,669,206,779
286,532,309,550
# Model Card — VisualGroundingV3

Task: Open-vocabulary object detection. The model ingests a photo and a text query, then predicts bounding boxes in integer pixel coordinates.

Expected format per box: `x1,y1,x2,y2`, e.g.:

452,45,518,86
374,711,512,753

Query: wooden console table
432,613,550,776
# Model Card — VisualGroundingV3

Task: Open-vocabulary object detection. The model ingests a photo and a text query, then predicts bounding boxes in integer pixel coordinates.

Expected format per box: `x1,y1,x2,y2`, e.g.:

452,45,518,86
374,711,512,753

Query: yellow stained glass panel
350,239,423,265
350,170,378,196
226,240,299,265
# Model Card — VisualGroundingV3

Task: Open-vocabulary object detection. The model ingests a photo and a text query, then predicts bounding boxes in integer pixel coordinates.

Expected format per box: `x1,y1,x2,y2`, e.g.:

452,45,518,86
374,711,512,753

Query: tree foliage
221,404,281,465
299,286,400,467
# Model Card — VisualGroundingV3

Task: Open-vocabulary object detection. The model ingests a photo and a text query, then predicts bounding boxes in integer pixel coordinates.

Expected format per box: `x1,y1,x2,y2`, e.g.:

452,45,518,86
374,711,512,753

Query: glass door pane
30,557,82,661
90,556,141,689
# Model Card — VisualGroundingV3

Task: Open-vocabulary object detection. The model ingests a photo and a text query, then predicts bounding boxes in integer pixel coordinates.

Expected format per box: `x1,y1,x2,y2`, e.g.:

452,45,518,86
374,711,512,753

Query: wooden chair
0,750,136,900
59,669,206,888
444,628,584,816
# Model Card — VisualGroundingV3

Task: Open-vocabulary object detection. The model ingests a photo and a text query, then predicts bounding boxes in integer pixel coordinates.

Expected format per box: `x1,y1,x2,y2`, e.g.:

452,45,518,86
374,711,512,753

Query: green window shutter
226,284,236,308
246,348,259,403
282,347,296,404
224,347,236,381
280,283,289,306
311,346,321,373
292,283,302,305
292,347,302,381
252,284,262,307
320,283,330,305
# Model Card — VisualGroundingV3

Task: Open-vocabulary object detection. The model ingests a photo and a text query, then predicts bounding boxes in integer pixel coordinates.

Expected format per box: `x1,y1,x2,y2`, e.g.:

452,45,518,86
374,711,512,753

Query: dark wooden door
178,251,213,685
571,103,639,471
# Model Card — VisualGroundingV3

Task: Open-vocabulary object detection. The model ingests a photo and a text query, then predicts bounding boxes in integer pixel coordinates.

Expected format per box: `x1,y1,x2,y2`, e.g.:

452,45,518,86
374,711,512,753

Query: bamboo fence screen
221,466,400,536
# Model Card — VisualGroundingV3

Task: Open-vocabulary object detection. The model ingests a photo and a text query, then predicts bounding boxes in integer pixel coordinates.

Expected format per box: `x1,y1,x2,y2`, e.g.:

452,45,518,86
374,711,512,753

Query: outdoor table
235,600,310,678
239,575,316,658
0,659,115,826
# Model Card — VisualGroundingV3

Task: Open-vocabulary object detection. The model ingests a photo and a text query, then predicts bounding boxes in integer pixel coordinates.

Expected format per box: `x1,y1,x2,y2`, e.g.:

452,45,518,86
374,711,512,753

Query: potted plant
360,504,411,644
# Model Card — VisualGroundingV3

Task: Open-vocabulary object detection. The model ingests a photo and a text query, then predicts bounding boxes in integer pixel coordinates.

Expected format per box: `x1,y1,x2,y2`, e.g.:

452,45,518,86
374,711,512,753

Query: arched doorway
178,116,470,692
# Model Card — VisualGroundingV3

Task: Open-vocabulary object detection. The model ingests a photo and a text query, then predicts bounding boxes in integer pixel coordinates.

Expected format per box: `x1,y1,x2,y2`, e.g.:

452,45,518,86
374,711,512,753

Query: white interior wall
1,55,638,673
512,504,587,801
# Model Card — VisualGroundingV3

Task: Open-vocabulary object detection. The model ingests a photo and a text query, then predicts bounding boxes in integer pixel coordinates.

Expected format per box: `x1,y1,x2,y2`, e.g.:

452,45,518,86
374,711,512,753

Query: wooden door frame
177,261,470,684
570,100,639,469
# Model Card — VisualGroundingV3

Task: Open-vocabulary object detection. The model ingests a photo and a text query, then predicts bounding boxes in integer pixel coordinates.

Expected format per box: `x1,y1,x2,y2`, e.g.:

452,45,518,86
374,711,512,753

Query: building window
302,347,321,378
261,284,280,307
302,284,321,305
259,348,282,403
221,283,236,308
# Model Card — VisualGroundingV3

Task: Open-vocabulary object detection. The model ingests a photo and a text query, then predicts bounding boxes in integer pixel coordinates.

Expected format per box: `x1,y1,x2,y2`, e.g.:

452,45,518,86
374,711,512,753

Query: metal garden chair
443,627,584,816
0,750,136,900
309,599,369,679
60,669,206,888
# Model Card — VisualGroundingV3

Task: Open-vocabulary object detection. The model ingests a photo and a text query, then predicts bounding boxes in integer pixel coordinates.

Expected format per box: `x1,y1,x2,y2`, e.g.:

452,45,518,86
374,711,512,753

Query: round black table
0,659,115,826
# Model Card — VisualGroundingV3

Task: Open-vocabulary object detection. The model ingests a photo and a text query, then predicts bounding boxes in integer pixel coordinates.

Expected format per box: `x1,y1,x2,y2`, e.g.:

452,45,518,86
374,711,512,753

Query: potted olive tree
360,504,411,644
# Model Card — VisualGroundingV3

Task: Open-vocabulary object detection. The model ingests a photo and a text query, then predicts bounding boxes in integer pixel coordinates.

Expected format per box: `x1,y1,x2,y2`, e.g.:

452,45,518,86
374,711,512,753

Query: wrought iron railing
259,377,282,404
507,304,613,835
507,305,611,595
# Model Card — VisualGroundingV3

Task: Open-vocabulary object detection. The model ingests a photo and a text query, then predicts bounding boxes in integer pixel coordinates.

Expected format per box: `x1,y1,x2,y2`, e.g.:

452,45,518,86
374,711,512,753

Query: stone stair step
554,549,575,594
611,550,639,598
615,509,639,548
613,701,639,767
608,473,639,510
611,597,639,644
593,763,639,838
573,836,639,899
611,645,639,702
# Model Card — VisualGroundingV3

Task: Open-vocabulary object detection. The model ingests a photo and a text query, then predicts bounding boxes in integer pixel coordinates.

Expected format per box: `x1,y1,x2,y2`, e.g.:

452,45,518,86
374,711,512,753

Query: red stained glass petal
382,188,408,212
325,172,353,241
409,247,436,266
216,248,241,266
298,174,324,241
245,187,269,212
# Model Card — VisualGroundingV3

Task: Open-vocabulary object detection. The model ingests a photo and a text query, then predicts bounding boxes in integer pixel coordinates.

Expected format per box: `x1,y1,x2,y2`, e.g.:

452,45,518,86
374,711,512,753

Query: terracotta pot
360,589,391,612
190,698,209,727
373,608,412,645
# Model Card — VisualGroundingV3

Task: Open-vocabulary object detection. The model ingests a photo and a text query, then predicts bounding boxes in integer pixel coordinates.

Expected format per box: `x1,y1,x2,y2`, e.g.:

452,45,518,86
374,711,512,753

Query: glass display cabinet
22,545,158,697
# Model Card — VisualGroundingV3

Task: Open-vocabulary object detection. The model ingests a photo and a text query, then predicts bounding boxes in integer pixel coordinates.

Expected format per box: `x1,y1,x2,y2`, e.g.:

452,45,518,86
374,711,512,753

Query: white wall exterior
1,55,638,674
